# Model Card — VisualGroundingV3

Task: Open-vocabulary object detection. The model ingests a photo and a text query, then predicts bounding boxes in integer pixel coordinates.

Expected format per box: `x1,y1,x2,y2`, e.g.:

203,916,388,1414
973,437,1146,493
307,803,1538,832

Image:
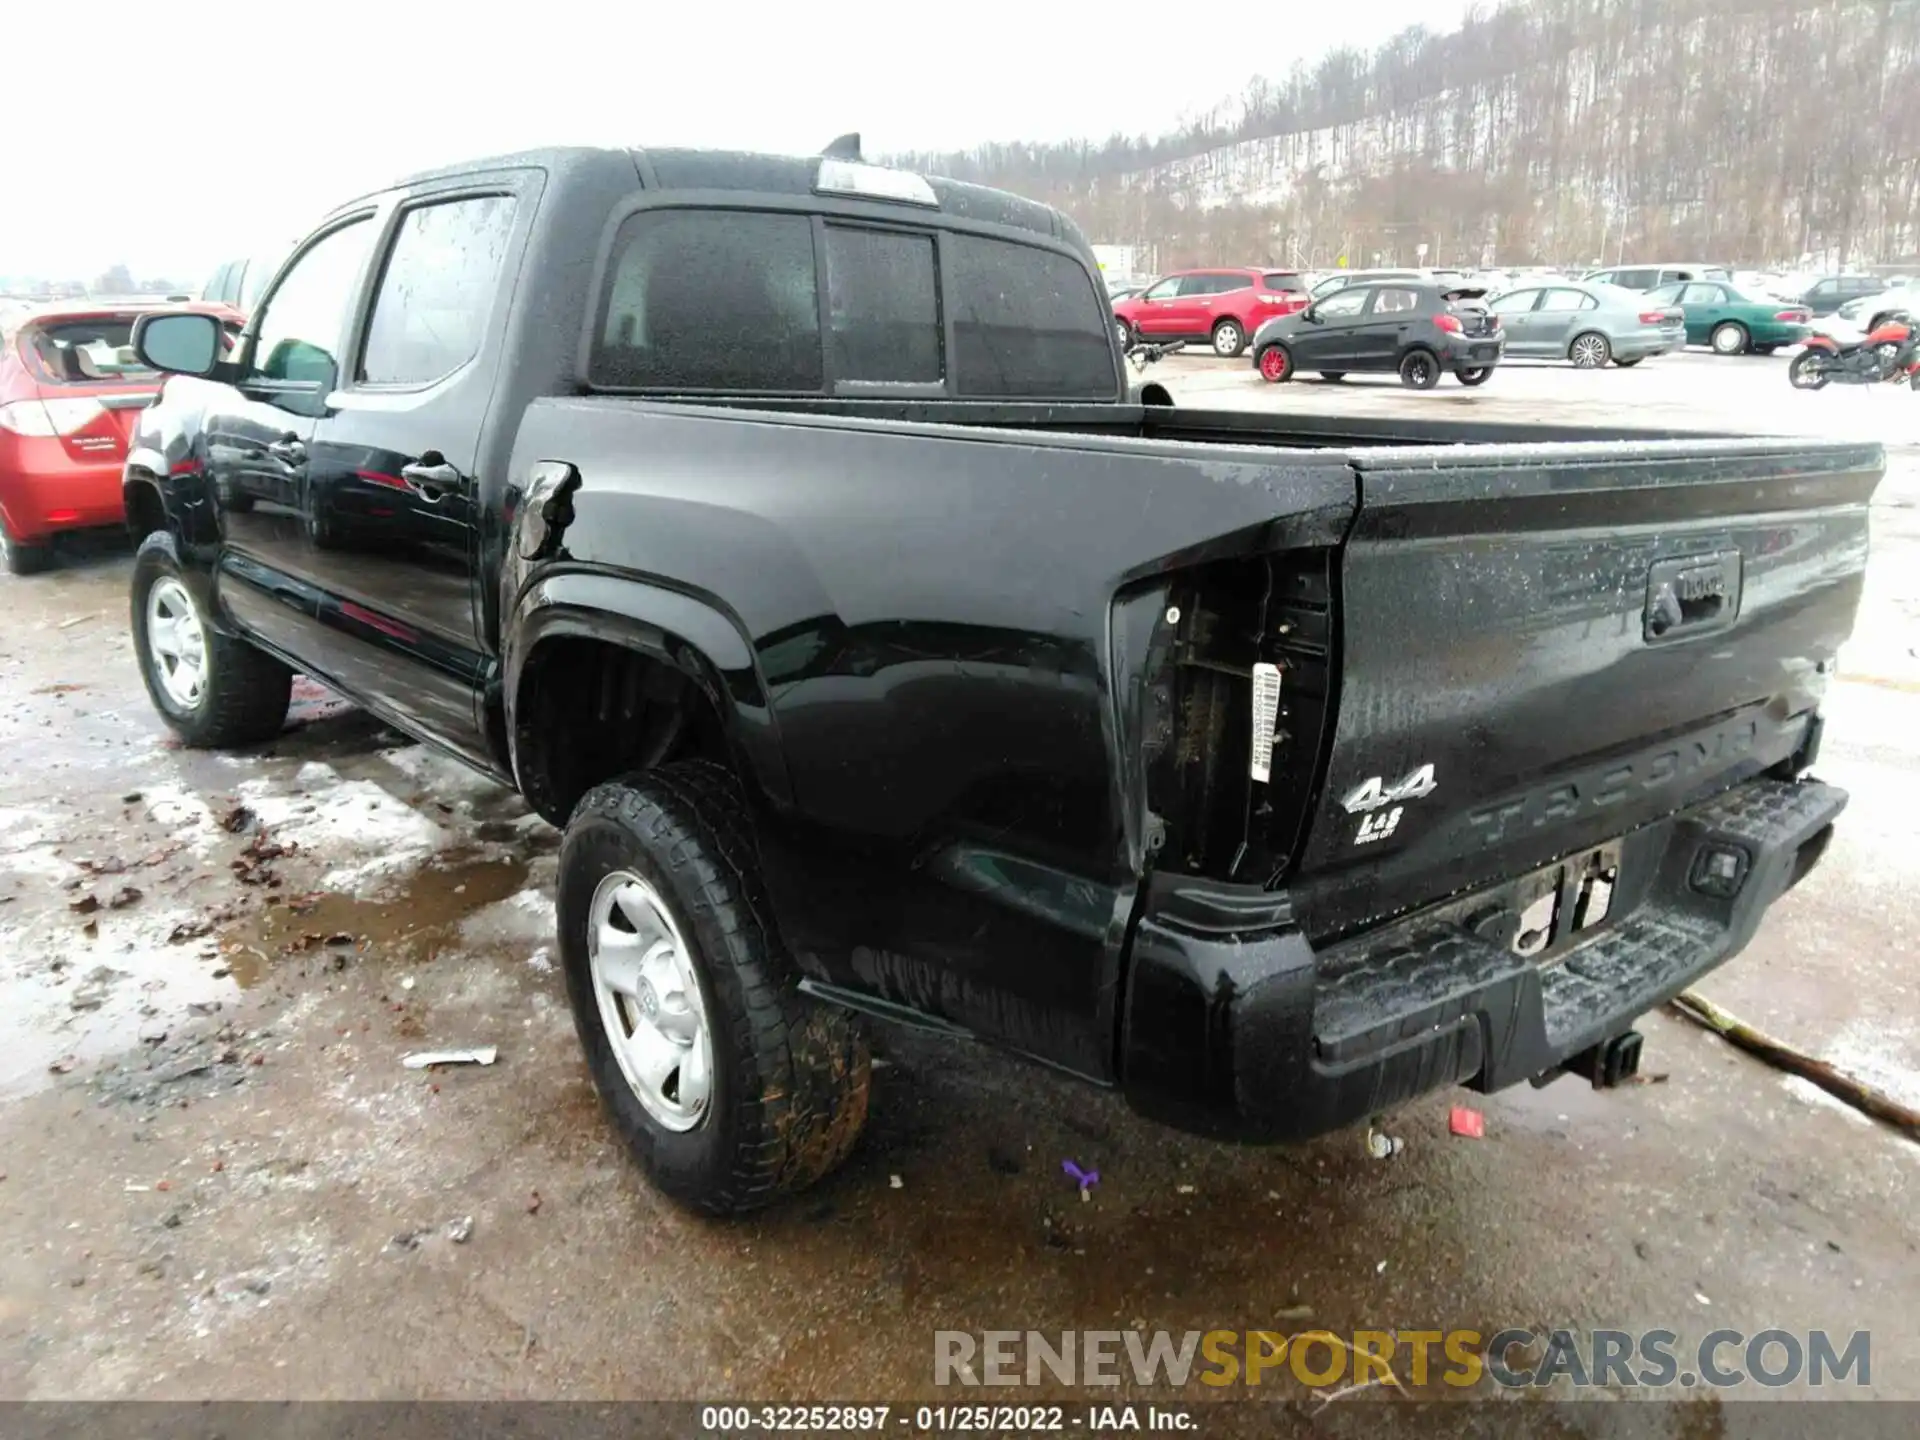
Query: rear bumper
1615,333,1684,360
0,438,126,541
1438,334,1504,370
1118,776,1845,1142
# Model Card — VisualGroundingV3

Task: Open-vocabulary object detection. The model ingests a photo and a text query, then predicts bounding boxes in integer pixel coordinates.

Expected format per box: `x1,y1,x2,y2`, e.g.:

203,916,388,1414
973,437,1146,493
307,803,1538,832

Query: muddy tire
130,531,291,746
558,760,870,1216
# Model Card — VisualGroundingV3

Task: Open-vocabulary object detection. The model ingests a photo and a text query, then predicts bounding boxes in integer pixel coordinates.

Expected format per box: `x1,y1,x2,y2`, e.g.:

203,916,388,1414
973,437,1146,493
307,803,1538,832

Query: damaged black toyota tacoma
120,142,1882,1214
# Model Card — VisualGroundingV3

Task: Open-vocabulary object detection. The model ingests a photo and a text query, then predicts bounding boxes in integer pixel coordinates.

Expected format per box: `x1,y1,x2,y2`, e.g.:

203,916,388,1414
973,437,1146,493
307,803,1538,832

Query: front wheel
1256,344,1294,383
559,762,871,1216
1613,357,1643,368
1114,319,1133,350
130,530,292,746
1710,322,1749,356
1398,349,1441,389
1788,351,1831,390
1569,331,1612,369
1319,371,1347,382
1456,366,1493,386
1211,320,1245,358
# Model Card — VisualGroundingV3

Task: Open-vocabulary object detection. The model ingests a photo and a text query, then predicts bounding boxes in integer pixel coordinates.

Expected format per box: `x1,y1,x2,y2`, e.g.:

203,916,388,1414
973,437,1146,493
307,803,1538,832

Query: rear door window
1491,289,1542,315
1370,287,1421,315
947,232,1116,399
1210,274,1252,295
594,209,822,392
1539,289,1596,312
824,226,940,385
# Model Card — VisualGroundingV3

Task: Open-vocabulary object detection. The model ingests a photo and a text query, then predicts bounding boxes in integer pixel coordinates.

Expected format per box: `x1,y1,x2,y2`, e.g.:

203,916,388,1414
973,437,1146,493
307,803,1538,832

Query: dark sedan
1250,280,1504,388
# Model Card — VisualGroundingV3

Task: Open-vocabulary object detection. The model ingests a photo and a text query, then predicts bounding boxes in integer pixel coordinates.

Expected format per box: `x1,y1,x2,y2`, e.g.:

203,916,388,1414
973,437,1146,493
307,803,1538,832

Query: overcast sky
6,0,1473,284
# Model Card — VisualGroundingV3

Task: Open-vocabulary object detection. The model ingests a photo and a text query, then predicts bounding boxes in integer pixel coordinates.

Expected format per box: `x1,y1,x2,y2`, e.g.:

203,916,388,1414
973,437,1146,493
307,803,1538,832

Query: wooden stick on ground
1667,990,1920,1140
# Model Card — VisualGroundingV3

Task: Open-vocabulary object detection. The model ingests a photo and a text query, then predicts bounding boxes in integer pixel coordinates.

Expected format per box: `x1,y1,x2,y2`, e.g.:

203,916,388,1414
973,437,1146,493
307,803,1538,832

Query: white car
1835,287,1914,331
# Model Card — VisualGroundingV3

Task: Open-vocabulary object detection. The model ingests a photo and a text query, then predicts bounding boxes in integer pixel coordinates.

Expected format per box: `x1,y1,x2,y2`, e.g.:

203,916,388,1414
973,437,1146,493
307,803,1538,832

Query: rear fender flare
503,571,792,810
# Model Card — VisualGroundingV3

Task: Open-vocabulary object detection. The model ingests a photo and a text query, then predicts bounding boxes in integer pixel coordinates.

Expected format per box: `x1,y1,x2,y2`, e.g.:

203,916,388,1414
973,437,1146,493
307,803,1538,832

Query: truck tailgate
1290,438,1882,943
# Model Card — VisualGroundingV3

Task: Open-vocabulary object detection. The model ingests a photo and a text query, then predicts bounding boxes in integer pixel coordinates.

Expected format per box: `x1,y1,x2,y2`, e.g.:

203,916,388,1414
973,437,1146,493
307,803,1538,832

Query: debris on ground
448,1216,475,1244
526,1190,542,1215
217,804,256,833
1275,1303,1313,1321
47,1055,78,1075
1448,1106,1486,1139
888,1173,903,1190
69,895,101,915
1669,990,1920,1138
107,885,143,910
1061,1159,1099,1201
167,918,214,944
56,613,97,630
401,1046,498,1070
390,1228,429,1252
1365,1127,1405,1159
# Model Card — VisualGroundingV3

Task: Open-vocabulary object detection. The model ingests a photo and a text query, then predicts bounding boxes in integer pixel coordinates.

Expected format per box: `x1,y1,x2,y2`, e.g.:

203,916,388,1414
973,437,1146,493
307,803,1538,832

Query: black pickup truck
122,143,1880,1215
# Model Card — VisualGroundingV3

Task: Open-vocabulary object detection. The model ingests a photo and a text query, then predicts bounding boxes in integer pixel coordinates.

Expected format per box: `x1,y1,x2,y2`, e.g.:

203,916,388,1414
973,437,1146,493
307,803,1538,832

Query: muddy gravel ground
1,357,1916,1430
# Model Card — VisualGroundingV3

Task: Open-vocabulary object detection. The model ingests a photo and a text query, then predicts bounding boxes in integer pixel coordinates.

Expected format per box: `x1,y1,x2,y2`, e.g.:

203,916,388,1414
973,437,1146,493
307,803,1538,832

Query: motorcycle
1789,310,1920,390
1126,338,1186,371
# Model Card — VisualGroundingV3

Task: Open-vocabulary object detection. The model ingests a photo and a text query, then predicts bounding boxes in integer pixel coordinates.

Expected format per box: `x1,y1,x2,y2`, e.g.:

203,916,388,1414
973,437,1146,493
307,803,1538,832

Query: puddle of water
218,849,531,988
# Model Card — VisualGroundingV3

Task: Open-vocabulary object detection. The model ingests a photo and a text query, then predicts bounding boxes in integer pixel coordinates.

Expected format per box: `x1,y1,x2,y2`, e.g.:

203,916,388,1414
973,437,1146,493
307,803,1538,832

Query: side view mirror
1303,306,1321,323
133,311,223,377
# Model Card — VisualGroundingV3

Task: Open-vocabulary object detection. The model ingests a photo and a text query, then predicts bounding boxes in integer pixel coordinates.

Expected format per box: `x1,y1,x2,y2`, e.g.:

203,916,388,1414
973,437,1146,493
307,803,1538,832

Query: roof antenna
821,133,863,161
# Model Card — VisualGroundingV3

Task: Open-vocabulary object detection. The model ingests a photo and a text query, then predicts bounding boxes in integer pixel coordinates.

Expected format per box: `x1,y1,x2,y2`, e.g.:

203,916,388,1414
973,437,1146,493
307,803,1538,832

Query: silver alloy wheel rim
1116,321,1128,345
1214,325,1240,354
1572,336,1606,367
145,578,209,709
587,869,713,1131
1714,325,1742,354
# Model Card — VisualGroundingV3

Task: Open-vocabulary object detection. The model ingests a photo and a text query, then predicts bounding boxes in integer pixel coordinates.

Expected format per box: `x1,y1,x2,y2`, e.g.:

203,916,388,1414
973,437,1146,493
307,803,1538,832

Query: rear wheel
1319,371,1347,382
1710,321,1749,356
1788,351,1830,390
1613,357,1643,367
1211,319,1245,358
130,531,292,746
1256,344,1294,383
0,521,52,576
1398,349,1441,390
1456,367,1493,386
1569,332,1611,369
559,762,871,1216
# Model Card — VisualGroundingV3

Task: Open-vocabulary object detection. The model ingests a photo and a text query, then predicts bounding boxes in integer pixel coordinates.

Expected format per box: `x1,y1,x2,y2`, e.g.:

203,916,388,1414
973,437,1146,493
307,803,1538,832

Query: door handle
400,457,463,501
267,436,306,463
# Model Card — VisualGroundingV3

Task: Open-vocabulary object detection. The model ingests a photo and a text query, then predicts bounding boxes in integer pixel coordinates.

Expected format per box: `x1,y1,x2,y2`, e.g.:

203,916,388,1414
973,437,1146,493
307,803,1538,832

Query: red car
1112,268,1311,358
0,301,241,574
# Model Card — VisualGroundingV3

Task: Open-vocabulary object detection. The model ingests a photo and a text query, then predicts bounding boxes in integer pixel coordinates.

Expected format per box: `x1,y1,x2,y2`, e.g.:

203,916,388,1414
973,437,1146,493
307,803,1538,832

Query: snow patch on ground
235,763,452,896
459,887,556,949
1780,1075,1873,1126
380,743,510,806
0,803,79,881
1823,1020,1920,1113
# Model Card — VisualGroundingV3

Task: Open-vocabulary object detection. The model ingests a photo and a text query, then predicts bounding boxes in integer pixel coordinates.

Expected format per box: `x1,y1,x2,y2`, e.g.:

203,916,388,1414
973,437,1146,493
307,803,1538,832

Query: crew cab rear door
1288,439,1882,943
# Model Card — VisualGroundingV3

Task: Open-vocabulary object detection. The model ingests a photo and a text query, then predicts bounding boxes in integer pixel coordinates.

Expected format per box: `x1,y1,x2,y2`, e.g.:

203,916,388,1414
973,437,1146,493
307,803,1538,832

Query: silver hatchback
1487,282,1685,367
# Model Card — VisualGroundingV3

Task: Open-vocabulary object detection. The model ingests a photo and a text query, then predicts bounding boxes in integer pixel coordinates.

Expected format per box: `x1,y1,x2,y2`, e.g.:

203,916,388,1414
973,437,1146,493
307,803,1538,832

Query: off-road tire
559,761,871,1216
130,530,291,746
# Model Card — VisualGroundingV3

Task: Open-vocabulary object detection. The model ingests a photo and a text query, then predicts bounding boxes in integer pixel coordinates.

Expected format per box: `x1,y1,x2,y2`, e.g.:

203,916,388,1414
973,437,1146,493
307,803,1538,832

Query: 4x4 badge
1341,764,1437,815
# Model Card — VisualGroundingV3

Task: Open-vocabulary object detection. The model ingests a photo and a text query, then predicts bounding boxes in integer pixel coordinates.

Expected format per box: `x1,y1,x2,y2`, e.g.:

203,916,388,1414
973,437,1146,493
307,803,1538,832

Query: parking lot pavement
1,363,1916,1415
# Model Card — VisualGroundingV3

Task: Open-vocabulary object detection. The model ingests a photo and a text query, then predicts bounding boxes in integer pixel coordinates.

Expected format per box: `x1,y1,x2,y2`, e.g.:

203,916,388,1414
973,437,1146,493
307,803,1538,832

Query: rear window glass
824,226,941,384
27,318,154,383
594,210,823,391
947,233,1116,398
1262,273,1306,293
